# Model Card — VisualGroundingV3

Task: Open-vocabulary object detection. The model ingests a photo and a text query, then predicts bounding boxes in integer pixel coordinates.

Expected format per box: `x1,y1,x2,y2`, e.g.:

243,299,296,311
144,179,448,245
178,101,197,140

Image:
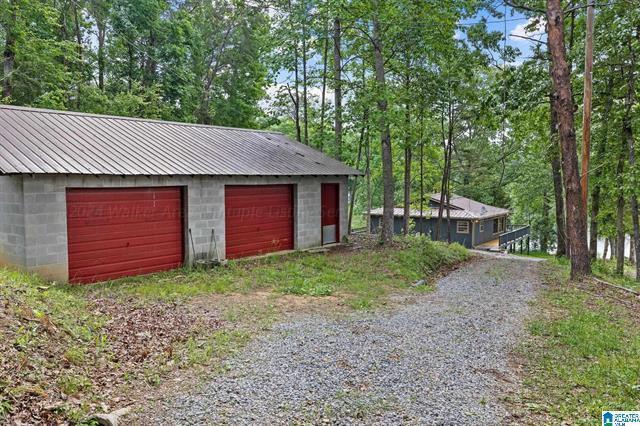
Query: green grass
177,330,251,368
514,250,571,265
71,236,470,309
1,237,469,423
520,258,640,424
591,259,640,291
516,251,640,292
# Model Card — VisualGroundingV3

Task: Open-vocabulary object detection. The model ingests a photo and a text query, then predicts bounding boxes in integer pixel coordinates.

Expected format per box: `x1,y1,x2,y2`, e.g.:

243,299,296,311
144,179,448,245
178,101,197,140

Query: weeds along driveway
134,255,541,425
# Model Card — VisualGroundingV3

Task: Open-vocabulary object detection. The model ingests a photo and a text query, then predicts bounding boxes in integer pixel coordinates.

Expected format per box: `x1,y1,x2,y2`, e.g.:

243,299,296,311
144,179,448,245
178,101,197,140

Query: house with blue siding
369,194,512,249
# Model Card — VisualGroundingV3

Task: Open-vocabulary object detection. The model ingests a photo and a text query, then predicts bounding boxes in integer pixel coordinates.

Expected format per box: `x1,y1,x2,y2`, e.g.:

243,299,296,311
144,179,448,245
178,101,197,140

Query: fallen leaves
1,292,222,425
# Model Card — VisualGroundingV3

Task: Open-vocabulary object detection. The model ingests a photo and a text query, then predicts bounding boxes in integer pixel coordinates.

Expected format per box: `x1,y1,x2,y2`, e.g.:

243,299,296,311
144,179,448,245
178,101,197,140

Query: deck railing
499,224,530,248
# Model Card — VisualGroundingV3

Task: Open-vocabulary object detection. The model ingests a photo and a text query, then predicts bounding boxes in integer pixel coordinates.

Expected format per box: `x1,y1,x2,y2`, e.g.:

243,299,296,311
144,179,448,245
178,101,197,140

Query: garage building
0,105,360,283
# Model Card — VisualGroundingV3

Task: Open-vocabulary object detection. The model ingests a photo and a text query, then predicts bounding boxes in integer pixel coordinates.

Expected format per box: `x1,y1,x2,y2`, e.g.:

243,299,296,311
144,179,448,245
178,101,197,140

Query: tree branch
510,34,547,45
503,0,545,14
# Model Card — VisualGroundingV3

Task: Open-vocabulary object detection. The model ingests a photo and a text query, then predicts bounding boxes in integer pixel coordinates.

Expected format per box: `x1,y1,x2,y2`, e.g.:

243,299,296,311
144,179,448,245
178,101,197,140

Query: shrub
411,236,469,276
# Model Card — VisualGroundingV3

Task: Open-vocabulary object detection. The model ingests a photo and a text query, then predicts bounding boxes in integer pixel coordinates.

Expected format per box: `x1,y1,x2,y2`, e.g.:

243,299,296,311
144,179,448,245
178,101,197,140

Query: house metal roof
430,193,510,219
369,207,478,220
370,194,509,220
0,105,362,176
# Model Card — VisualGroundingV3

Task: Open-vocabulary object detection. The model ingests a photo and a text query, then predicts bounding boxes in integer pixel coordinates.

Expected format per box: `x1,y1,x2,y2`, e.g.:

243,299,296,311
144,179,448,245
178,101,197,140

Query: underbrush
0,236,469,423
0,269,104,423
591,258,640,291
518,258,640,424
0,268,223,424
75,236,469,309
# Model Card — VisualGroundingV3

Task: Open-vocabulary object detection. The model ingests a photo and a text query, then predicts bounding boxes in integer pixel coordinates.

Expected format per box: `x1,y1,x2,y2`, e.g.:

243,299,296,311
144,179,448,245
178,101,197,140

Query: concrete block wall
15,174,348,282
23,177,70,280
0,175,26,266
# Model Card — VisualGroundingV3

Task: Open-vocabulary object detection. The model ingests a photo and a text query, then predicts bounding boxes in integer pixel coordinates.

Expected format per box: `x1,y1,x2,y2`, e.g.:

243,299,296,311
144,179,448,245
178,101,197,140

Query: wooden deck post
519,239,523,254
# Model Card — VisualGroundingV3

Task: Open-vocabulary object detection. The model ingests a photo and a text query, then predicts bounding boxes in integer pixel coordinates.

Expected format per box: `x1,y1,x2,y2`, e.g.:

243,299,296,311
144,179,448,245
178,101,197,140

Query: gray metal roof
370,194,509,220
369,207,478,220
430,193,509,219
0,105,362,176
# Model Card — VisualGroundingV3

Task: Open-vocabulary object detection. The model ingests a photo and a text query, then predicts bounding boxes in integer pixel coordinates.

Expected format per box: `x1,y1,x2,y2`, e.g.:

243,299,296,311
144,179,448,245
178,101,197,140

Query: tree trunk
546,0,590,278
435,132,448,241
372,15,394,245
72,2,83,57
301,14,309,145
348,109,367,234
403,75,411,235
550,94,567,257
615,140,626,275
541,191,550,252
403,145,411,235
590,75,614,259
580,1,595,215
127,45,134,91
144,28,157,87
289,0,301,142
624,111,640,279
445,148,453,243
623,31,639,280
97,21,106,91
445,102,454,243
365,118,372,234
419,108,425,236
2,0,17,99
293,41,301,142
436,105,450,241
333,17,342,160
318,21,329,152
603,238,609,260
72,0,83,108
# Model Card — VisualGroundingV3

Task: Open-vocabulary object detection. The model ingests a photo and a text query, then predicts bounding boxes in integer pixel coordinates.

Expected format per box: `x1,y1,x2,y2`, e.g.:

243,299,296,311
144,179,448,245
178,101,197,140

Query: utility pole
581,0,595,213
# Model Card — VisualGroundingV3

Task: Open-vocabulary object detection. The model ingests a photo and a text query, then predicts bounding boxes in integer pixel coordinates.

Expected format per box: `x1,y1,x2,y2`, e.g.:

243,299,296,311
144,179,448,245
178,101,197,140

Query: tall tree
372,10,393,245
546,0,590,278
549,94,567,256
589,74,614,260
333,17,342,160
1,0,17,99
623,27,639,279
403,67,412,235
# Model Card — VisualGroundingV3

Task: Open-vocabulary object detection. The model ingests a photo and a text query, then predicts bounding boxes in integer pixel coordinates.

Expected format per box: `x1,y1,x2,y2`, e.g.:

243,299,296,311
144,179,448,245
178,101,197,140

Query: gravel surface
139,255,540,425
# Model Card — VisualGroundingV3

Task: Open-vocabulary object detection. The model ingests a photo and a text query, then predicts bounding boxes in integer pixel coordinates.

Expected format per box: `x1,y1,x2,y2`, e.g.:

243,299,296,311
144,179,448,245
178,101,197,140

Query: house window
457,221,470,234
493,217,506,233
479,223,484,233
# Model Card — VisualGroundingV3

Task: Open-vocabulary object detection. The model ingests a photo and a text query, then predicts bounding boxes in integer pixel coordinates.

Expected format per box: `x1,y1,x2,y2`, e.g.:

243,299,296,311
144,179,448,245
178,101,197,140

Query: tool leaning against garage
189,228,226,268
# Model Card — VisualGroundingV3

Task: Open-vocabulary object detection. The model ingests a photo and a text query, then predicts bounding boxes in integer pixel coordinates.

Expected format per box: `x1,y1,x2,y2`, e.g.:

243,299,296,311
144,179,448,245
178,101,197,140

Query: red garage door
321,183,339,244
66,187,184,284
225,185,294,258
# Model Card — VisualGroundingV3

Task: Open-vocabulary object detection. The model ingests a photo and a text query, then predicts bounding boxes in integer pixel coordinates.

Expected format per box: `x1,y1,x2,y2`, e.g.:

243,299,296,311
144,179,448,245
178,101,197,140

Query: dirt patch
191,290,345,317
90,298,223,366
1,295,222,424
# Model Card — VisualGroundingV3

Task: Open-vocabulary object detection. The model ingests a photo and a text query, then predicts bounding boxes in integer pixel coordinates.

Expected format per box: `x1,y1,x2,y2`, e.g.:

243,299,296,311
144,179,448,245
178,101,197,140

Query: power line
458,17,528,26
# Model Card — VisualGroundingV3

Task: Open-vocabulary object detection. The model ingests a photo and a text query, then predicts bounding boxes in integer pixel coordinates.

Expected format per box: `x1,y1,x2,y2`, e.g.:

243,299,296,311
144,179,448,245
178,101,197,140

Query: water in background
531,234,631,259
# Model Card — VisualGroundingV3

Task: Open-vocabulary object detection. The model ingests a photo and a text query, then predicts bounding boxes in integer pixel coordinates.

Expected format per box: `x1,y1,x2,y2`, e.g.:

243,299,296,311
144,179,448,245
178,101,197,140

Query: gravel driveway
141,255,540,425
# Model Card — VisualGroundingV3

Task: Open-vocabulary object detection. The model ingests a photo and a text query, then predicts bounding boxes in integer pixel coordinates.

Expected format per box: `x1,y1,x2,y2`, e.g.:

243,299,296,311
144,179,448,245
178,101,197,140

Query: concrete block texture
0,175,25,266
8,174,349,282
